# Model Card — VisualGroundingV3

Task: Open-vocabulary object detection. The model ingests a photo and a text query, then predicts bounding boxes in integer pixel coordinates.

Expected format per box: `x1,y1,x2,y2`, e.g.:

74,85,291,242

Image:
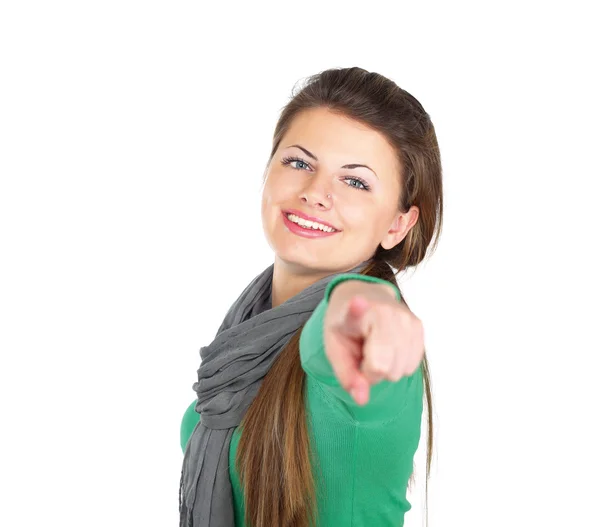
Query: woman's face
261,107,418,275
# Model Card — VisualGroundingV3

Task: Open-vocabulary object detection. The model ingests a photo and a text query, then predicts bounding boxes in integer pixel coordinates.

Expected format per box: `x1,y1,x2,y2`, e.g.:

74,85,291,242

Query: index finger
324,327,365,393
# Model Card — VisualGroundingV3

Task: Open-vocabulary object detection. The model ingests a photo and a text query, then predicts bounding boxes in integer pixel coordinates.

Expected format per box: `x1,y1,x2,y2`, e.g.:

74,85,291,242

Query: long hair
236,67,443,527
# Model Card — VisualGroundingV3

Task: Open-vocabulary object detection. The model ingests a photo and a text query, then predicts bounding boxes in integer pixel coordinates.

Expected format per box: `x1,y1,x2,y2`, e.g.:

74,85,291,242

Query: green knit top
181,273,424,526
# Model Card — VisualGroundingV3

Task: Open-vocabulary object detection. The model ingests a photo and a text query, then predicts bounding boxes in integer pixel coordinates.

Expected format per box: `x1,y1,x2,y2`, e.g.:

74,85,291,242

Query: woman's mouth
281,211,340,239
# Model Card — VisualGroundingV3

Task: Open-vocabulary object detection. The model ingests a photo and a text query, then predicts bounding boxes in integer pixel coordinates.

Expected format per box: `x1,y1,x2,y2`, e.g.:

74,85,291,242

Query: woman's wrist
329,279,397,311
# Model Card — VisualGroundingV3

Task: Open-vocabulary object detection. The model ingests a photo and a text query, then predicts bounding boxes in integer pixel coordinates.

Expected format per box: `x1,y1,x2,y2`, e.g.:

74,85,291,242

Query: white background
1,1,598,526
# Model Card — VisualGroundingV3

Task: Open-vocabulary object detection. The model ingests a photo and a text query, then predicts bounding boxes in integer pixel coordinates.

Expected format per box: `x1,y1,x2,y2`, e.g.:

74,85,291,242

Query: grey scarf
179,258,371,526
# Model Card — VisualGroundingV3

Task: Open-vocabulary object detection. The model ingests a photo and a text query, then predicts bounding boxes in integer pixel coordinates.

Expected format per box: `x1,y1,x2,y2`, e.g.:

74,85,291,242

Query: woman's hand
324,280,425,406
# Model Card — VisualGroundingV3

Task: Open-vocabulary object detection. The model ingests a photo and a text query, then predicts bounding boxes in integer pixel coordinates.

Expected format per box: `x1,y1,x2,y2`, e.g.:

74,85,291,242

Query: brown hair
236,67,443,527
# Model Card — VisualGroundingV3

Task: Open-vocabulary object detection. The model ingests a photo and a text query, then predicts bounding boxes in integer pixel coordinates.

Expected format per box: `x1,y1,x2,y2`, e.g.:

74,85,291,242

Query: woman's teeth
286,214,336,233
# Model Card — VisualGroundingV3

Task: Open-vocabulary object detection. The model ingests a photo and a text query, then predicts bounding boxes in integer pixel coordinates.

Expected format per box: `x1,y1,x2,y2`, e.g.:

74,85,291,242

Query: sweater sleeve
300,273,423,423
180,400,201,453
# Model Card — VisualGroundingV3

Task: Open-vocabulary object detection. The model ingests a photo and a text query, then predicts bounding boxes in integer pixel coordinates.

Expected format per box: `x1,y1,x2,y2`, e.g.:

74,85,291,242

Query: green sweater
181,273,424,526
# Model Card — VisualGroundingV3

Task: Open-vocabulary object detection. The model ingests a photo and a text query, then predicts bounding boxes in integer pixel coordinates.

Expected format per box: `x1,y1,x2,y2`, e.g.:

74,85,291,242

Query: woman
180,67,442,527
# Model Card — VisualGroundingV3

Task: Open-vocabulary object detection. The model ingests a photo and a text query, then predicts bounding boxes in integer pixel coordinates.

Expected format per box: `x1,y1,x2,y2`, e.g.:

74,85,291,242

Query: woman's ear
380,206,419,250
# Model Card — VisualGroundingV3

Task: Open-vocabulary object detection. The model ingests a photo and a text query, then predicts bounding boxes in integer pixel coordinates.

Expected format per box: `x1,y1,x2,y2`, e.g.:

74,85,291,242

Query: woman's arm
300,273,423,423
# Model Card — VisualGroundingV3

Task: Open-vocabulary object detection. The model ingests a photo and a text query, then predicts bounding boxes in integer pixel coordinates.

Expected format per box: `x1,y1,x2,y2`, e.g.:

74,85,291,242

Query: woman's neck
271,257,367,308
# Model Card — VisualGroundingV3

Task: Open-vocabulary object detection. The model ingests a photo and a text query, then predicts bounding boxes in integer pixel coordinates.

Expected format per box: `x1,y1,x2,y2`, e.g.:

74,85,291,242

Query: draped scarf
179,259,371,526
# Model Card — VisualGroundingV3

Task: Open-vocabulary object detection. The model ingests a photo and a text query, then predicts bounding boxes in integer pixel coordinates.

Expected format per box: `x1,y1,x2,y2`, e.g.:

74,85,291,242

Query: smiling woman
260,106,417,302
179,66,443,527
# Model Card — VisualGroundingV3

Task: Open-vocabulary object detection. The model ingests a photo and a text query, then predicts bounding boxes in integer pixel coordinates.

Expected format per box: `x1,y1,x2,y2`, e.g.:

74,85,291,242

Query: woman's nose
301,176,333,208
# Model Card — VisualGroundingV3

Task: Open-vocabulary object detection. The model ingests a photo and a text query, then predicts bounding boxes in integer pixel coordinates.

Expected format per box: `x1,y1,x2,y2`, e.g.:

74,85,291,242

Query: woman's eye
281,156,370,191
282,156,310,171
344,178,370,191
292,160,309,170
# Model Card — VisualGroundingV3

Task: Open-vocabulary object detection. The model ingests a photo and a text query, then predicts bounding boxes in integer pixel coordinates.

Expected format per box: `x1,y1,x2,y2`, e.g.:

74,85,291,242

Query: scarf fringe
179,467,193,527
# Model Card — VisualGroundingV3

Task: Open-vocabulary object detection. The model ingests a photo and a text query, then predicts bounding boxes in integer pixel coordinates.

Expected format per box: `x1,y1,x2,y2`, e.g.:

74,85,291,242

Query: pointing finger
337,295,371,339
325,328,365,392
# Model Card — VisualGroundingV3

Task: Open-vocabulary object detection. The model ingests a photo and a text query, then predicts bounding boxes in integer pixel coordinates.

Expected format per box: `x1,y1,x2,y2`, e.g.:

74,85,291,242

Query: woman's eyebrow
286,144,378,179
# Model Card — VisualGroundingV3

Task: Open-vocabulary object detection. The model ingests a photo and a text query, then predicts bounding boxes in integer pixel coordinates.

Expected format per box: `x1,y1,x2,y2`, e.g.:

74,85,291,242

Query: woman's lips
284,208,338,231
281,211,340,238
